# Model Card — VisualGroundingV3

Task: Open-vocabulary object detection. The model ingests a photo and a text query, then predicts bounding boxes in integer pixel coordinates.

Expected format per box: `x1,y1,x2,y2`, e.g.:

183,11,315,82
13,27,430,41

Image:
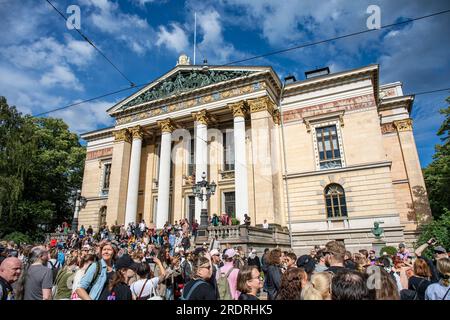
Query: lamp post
192,172,217,227
72,189,87,232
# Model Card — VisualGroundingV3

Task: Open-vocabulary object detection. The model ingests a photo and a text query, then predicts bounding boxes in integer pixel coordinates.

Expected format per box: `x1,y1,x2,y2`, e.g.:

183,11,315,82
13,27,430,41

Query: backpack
217,268,235,300
179,280,207,300
48,260,61,284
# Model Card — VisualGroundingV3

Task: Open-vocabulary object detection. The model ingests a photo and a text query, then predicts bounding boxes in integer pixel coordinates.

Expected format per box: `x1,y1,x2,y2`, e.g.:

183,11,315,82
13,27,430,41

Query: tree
0,97,86,241
423,97,450,219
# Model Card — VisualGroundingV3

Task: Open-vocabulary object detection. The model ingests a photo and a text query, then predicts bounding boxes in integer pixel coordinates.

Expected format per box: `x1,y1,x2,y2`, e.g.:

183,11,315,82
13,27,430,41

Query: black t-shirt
238,293,258,300
182,279,217,300
326,266,350,274
408,276,432,300
344,260,356,270
98,271,132,301
0,276,14,300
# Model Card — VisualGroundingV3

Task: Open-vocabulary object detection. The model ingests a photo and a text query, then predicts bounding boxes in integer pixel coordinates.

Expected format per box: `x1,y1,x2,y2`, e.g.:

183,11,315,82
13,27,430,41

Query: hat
297,255,315,273
399,243,405,248
115,254,139,271
210,249,220,256
224,248,236,258
434,246,447,254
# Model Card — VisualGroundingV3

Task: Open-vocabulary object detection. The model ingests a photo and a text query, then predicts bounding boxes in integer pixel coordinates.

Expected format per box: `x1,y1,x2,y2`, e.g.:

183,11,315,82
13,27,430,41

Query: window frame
310,118,346,171
324,183,348,219
100,160,112,196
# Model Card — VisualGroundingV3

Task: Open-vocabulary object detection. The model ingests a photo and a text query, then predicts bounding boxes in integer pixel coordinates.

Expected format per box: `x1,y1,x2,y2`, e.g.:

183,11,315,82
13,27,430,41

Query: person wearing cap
98,254,139,300
219,248,240,300
208,249,221,298
396,243,411,262
415,238,448,283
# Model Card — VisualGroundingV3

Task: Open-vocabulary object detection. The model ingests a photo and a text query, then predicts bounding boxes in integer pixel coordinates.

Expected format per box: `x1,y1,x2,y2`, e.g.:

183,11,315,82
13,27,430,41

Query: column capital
394,119,413,132
129,125,144,140
272,109,281,125
248,96,276,115
113,129,131,143
192,109,214,125
157,118,177,133
228,100,249,118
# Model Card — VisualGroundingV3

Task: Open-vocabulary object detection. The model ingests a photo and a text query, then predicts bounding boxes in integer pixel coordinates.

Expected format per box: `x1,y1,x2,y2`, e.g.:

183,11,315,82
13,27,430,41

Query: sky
0,0,449,167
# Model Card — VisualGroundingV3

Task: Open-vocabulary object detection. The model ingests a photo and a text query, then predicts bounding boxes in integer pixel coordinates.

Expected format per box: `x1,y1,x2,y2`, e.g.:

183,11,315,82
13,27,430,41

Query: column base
71,218,78,232
200,208,209,228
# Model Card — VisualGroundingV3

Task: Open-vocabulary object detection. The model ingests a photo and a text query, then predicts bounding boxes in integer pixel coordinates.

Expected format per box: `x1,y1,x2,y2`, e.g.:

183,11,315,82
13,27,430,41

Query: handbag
147,281,164,300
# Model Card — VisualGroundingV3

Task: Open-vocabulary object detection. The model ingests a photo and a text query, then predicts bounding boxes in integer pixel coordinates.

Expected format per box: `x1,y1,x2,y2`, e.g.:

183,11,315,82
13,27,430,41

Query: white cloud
195,10,244,64
40,65,83,91
80,0,154,55
156,23,189,53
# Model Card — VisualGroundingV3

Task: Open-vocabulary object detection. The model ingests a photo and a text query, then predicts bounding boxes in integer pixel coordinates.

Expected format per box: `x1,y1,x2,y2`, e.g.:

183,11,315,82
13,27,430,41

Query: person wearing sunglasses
180,256,216,300
237,265,262,300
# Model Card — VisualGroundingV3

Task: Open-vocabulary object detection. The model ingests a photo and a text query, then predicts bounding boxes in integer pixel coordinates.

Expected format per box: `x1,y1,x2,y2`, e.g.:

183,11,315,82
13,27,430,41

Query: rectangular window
102,163,111,191
224,192,236,218
188,196,195,223
316,125,342,169
223,130,235,171
188,133,195,176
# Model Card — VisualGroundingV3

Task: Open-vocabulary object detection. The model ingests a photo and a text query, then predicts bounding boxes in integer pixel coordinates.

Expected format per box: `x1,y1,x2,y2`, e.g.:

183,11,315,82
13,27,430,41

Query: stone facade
78,61,431,254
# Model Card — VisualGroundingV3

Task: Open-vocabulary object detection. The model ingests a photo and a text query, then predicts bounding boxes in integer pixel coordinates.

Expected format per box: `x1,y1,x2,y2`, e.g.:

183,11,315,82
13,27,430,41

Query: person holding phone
415,238,448,283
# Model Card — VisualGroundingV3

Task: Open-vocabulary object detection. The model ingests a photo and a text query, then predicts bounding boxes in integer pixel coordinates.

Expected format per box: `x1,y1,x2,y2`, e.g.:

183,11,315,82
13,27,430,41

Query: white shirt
263,222,269,229
130,277,160,299
139,223,146,232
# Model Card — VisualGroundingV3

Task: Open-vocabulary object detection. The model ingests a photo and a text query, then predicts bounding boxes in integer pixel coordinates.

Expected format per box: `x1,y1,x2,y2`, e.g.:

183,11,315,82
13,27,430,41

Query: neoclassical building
78,55,431,253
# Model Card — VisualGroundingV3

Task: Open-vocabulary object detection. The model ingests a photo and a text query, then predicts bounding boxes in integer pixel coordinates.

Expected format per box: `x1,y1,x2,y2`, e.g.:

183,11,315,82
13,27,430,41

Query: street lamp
192,172,217,227
72,189,87,232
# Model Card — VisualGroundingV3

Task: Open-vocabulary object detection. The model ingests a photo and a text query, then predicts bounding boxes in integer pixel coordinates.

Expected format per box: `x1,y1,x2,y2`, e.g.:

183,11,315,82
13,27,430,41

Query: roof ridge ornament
177,54,191,66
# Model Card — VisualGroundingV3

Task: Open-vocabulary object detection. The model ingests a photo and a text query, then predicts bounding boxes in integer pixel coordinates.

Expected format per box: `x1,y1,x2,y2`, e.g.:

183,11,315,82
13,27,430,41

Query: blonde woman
425,257,450,300
301,272,333,300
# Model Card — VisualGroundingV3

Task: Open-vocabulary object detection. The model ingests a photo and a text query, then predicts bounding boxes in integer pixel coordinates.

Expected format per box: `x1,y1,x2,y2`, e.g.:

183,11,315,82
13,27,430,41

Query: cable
44,0,136,87
413,88,450,96
222,9,450,66
33,84,148,117
36,8,450,116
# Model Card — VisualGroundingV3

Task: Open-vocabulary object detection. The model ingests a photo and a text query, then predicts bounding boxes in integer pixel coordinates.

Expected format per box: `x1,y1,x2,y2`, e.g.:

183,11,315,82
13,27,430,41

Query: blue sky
0,0,449,167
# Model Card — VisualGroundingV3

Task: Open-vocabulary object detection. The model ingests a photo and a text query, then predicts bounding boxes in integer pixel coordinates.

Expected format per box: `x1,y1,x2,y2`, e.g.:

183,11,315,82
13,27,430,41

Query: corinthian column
192,109,211,223
229,101,249,223
156,119,176,229
124,126,144,226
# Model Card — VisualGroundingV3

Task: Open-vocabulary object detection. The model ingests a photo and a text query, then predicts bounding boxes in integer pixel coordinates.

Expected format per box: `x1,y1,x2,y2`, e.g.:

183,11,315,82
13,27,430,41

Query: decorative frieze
115,82,265,125
86,147,113,160
283,94,376,124
394,119,413,132
228,100,249,118
157,118,177,133
113,129,131,143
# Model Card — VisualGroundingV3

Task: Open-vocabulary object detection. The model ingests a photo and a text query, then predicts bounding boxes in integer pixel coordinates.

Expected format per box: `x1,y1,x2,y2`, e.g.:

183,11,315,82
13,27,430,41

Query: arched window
324,184,347,218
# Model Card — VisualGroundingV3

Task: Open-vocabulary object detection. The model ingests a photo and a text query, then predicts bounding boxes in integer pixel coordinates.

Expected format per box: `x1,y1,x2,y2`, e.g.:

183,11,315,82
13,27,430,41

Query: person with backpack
218,248,240,300
76,241,117,300
52,255,79,300
71,254,96,300
47,249,62,281
180,255,216,300
131,258,166,300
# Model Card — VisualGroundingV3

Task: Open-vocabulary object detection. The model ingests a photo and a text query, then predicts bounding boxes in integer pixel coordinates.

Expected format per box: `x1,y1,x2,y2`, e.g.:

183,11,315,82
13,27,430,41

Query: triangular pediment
108,65,273,115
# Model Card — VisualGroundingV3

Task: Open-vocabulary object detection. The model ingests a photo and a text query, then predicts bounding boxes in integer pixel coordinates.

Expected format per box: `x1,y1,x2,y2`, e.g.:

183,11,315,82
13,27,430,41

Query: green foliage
3,232,32,245
417,208,450,259
423,98,450,219
0,97,85,240
379,246,397,256
231,218,240,225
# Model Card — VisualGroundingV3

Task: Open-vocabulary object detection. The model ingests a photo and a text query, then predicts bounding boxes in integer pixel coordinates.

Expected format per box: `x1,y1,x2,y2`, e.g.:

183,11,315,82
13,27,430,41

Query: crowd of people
1,219,449,301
